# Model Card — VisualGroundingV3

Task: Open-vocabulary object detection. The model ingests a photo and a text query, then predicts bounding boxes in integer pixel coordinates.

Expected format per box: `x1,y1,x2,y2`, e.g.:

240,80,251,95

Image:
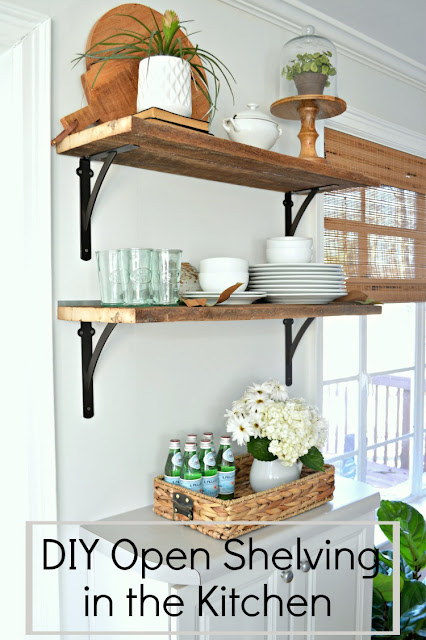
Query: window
322,303,425,500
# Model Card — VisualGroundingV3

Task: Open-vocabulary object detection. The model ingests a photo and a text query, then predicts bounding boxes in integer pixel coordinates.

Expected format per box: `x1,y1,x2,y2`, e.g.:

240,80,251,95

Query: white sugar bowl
222,103,282,150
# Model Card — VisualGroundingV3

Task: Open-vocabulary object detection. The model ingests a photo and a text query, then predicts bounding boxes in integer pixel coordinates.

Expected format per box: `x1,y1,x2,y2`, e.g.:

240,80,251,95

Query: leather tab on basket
172,492,193,521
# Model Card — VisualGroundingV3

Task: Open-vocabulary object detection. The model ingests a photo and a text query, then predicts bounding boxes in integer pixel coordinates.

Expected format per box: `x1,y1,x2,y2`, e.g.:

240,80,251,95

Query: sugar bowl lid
232,103,275,123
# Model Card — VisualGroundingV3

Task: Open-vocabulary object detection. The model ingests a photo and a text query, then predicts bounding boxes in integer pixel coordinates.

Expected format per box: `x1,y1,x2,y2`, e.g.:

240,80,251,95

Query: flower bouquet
225,379,329,492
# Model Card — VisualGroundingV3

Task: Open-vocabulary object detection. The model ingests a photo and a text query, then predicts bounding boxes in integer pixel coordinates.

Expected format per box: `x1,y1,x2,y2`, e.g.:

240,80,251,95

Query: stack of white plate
182,291,267,306
249,263,347,304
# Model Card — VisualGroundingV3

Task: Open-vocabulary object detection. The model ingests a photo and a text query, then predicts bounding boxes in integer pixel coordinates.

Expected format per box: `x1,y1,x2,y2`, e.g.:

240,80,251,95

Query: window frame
319,302,425,500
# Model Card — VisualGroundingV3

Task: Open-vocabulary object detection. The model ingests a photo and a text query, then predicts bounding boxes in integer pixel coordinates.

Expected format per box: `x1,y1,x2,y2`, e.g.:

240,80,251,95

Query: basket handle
172,492,194,521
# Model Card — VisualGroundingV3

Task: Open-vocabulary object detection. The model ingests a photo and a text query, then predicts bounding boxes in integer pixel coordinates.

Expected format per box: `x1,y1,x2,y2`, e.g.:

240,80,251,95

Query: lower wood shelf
57,300,382,323
58,300,381,418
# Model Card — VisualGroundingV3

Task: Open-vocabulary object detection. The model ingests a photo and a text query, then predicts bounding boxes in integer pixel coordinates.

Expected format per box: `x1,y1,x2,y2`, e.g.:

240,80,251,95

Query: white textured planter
250,459,302,493
137,56,192,117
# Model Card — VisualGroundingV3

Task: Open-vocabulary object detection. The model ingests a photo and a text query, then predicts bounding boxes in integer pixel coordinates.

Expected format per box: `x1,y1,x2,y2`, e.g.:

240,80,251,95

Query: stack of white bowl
266,237,313,264
182,257,267,305
199,257,250,291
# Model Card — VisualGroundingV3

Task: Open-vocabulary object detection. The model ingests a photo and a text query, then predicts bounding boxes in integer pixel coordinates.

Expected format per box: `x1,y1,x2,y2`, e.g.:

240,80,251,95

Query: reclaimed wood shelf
56,115,378,194
58,301,382,324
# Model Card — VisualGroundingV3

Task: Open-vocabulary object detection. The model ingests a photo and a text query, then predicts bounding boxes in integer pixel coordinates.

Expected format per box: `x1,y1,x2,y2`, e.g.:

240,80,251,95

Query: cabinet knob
280,570,294,583
300,560,311,573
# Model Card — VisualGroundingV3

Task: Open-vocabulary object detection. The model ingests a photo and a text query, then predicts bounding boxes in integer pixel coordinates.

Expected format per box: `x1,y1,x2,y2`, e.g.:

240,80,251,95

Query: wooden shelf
58,301,382,324
56,115,379,193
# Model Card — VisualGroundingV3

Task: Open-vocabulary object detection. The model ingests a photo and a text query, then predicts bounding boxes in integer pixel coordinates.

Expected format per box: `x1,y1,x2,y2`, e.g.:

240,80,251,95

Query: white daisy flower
226,414,254,446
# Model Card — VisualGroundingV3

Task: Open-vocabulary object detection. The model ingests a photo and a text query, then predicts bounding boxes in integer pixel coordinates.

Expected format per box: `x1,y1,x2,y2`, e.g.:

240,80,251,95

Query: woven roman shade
324,129,426,302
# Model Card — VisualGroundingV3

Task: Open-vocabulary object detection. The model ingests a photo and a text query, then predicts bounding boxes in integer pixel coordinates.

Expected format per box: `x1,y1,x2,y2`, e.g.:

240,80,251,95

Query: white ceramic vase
249,458,302,493
137,56,192,117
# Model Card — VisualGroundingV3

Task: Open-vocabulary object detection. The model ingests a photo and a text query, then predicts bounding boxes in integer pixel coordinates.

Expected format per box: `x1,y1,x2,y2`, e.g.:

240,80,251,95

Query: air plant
73,9,235,121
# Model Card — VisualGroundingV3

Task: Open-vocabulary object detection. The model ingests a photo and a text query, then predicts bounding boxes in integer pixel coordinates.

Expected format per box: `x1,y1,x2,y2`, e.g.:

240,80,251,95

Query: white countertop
82,477,380,586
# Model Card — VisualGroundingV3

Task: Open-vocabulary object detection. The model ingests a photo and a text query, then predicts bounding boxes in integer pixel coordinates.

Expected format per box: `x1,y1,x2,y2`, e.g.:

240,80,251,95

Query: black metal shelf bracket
284,187,320,236
78,322,117,419
77,144,139,261
283,318,315,386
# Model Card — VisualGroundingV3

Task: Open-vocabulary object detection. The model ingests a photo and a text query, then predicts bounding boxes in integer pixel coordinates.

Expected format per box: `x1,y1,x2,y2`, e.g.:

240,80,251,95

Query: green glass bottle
180,442,202,493
164,439,182,485
216,435,235,500
186,434,199,456
199,438,218,497
203,432,215,454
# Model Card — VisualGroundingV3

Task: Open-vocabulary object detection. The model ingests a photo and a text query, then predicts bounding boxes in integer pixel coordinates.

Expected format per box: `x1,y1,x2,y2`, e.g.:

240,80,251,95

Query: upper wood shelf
56,115,379,194
58,301,382,324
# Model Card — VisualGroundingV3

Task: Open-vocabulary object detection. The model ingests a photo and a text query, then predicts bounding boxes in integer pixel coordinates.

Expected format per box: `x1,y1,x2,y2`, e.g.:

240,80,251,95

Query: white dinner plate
266,295,340,304
250,289,346,294
182,291,267,297
180,291,267,305
250,263,344,270
249,274,346,281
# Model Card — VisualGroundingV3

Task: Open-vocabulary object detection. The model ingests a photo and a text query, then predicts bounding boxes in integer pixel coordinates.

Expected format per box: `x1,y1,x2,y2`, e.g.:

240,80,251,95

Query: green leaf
400,580,426,615
247,436,277,462
400,602,426,636
310,62,318,72
377,501,426,572
321,64,329,74
299,446,324,471
373,573,403,602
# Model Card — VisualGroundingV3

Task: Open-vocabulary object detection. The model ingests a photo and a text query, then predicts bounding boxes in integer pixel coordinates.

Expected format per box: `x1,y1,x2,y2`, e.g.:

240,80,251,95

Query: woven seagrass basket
153,454,335,540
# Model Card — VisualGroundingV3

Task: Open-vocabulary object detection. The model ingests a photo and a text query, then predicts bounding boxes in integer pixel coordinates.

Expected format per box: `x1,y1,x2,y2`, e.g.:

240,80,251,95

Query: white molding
0,1,47,52
217,0,426,92
326,106,426,158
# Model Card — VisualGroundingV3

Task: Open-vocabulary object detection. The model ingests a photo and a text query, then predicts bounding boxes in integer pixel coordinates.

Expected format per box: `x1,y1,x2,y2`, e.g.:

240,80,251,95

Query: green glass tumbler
151,249,182,306
96,250,128,305
122,248,153,305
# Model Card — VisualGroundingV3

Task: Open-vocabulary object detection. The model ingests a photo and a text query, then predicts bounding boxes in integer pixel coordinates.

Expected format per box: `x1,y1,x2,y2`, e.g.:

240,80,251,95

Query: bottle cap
220,435,231,444
203,432,213,439
169,439,181,448
200,439,212,449
184,442,197,451
186,434,197,442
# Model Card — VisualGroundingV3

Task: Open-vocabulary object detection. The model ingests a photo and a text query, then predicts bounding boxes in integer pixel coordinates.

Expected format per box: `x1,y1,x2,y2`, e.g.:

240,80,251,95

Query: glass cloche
280,26,338,98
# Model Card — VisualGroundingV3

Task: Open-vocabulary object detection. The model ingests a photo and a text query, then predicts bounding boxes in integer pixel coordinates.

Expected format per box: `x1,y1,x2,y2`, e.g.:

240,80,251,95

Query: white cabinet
79,478,379,640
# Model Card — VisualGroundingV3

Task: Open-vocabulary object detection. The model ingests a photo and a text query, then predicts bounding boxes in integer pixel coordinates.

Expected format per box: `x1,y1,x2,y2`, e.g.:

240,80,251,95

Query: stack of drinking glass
96,248,182,306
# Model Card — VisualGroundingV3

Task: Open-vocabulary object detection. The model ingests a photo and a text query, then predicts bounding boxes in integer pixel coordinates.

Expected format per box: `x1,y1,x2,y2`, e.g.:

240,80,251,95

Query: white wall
14,0,426,520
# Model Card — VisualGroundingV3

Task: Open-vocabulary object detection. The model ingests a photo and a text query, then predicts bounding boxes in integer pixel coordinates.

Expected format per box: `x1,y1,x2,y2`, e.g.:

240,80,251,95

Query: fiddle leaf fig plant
372,500,426,639
283,50,336,87
73,9,235,120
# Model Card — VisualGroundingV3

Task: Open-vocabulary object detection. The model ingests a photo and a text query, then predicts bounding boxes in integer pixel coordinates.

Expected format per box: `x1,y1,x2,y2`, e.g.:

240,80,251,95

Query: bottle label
218,470,235,495
223,448,235,463
203,451,216,467
180,477,202,492
189,454,200,470
171,452,182,466
164,475,180,485
202,474,218,497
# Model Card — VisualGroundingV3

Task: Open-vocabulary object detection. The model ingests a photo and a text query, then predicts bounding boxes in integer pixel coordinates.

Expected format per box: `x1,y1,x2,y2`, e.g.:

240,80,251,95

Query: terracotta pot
294,72,327,95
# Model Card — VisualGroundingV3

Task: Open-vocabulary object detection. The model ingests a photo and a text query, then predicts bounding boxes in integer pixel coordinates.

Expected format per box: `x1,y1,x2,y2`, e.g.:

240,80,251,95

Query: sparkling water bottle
200,438,218,497
186,434,199,455
216,435,235,500
180,442,202,493
202,432,215,453
164,439,182,485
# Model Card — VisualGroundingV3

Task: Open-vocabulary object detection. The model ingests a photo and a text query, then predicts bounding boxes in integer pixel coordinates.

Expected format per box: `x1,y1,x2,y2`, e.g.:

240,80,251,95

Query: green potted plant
282,50,336,95
74,9,234,121
373,500,426,638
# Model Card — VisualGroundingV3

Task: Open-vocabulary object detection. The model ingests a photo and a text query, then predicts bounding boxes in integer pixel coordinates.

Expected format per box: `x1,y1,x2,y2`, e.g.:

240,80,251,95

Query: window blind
324,129,426,302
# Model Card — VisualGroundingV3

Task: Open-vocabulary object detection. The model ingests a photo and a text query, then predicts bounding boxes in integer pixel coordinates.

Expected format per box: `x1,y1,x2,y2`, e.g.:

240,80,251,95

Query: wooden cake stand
270,95,346,161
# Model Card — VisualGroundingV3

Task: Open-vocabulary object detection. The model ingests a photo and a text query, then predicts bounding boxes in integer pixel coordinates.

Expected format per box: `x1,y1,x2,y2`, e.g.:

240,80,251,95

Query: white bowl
266,246,313,264
199,257,249,273
199,271,249,292
266,236,313,247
